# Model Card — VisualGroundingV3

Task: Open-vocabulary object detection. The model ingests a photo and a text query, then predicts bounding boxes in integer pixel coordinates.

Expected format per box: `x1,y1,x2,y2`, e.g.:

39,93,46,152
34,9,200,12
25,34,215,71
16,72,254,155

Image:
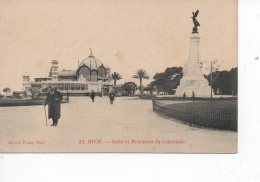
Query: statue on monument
175,9,212,97
191,10,200,33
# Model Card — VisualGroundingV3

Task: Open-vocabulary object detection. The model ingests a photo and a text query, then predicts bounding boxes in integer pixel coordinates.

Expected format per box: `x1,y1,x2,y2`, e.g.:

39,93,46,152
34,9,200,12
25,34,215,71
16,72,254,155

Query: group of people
90,90,115,104
182,91,195,101
44,87,116,126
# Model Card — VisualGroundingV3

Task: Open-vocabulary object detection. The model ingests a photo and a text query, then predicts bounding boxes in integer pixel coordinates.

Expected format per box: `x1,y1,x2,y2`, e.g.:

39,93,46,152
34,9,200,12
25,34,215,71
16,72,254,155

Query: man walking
44,87,63,126
192,91,195,101
108,91,115,105
183,92,186,101
90,90,96,103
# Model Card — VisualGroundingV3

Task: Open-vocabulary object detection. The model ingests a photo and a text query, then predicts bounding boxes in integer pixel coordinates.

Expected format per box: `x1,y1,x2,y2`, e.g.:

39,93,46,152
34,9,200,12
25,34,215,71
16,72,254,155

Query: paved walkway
0,97,237,153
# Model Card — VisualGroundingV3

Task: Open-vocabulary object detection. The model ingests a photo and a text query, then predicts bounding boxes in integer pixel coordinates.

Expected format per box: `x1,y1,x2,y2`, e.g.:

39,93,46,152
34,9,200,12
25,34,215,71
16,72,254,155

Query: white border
1,1,260,182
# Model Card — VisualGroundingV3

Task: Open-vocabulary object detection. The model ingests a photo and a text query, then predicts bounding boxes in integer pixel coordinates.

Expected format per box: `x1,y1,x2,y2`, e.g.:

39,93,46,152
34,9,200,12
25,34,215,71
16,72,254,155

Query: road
0,97,237,153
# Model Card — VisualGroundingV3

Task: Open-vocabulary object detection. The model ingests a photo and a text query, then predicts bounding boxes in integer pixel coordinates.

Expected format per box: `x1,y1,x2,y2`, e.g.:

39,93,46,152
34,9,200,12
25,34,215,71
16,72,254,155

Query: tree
150,67,183,94
121,82,137,96
3,87,11,95
132,69,149,94
204,67,238,95
143,84,154,95
230,67,238,95
111,72,122,86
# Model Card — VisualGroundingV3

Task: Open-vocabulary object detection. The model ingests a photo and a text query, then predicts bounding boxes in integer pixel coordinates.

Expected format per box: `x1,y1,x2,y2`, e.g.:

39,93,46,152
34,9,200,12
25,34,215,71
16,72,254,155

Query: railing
140,95,237,101
152,100,237,131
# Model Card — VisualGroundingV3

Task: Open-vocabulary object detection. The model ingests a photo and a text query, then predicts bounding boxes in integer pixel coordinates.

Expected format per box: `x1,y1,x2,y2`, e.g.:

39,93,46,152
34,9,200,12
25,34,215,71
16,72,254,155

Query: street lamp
210,60,219,102
210,61,213,102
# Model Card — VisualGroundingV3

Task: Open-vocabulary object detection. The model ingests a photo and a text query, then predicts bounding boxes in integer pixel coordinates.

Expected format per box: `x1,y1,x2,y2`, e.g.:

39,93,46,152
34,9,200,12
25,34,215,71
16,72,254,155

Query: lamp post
210,60,219,102
210,61,213,102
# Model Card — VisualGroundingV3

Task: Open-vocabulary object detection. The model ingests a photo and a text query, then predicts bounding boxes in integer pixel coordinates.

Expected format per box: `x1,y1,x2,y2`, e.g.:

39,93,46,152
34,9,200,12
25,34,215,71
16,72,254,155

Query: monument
175,10,212,97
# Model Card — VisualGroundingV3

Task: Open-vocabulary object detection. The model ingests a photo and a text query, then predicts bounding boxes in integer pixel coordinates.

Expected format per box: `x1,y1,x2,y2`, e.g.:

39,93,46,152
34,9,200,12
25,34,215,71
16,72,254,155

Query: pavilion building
22,51,112,96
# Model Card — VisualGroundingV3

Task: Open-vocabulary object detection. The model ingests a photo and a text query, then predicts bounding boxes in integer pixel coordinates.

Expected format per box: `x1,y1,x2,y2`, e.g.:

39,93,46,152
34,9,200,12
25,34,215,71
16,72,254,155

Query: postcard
0,0,237,153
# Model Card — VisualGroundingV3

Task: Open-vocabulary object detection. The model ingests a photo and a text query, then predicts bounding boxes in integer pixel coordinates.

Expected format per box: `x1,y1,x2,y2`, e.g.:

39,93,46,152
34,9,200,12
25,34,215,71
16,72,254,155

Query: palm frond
132,69,149,79
112,72,122,80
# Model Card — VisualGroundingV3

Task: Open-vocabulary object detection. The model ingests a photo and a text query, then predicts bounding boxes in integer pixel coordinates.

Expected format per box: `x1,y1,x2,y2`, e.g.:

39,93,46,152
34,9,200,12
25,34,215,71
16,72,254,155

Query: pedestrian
44,87,63,126
108,91,115,105
90,90,96,103
192,91,195,101
183,92,186,101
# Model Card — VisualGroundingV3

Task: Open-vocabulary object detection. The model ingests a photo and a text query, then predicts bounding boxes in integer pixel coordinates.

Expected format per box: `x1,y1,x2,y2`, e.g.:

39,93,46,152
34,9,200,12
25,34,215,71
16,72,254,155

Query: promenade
0,97,237,153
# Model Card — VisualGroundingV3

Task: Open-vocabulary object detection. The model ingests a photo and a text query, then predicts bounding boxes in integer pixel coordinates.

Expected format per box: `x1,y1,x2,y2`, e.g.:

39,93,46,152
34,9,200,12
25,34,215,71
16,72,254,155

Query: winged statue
191,10,200,33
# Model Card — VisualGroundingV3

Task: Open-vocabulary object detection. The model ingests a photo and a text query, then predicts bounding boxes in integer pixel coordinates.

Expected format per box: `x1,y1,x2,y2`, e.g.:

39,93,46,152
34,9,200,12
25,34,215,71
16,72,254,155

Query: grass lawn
165,101,237,110
154,100,237,131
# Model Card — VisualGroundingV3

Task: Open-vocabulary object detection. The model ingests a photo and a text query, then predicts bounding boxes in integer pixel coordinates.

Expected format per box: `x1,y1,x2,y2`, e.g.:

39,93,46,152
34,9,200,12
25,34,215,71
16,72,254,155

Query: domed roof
78,49,105,70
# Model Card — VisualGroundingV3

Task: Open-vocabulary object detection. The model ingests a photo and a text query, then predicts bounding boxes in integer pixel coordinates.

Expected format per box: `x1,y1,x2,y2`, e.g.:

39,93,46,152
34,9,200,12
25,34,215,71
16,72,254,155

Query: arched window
78,66,91,81
90,70,98,82
97,66,106,79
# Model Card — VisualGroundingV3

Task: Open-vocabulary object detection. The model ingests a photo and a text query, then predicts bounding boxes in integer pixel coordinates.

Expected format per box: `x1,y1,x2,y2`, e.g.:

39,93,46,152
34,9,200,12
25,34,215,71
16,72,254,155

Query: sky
0,0,237,92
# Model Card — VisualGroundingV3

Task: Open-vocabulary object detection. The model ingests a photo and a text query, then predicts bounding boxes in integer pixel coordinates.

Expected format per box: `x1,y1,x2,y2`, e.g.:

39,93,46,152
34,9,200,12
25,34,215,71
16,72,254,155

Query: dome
78,50,104,70
76,49,108,82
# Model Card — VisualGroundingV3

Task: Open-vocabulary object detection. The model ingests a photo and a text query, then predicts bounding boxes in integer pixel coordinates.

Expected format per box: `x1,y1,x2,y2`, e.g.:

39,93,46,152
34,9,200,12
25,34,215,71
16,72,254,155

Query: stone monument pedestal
175,33,212,97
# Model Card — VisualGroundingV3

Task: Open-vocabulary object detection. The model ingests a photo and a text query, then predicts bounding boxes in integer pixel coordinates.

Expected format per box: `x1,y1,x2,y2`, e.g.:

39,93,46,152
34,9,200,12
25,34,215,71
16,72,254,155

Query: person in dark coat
90,90,96,103
192,91,195,101
44,87,63,126
183,92,186,101
108,91,115,105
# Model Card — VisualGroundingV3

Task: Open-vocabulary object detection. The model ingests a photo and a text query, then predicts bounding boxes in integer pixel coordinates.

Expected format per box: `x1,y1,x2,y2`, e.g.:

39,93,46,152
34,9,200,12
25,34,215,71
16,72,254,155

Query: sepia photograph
0,0,237,153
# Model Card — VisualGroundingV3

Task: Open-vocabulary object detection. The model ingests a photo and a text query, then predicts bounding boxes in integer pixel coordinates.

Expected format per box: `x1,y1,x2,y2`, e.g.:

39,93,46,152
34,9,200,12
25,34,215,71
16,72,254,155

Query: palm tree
111,72,122,86
3,87,11,96
132,69,149,93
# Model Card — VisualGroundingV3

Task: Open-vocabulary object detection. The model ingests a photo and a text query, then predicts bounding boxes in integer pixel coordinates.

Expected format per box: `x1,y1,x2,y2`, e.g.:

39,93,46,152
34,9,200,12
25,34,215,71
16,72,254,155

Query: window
81,84,85,90
76,84,80,90
71,84,75,90
65,83,70,90
59,84,64,90
78,66,91,81
97,66,106,78
90,71,98,82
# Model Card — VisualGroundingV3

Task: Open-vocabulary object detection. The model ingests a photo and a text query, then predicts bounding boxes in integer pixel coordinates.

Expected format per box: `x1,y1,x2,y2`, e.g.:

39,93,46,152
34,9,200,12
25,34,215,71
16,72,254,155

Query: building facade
23,51,113,96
